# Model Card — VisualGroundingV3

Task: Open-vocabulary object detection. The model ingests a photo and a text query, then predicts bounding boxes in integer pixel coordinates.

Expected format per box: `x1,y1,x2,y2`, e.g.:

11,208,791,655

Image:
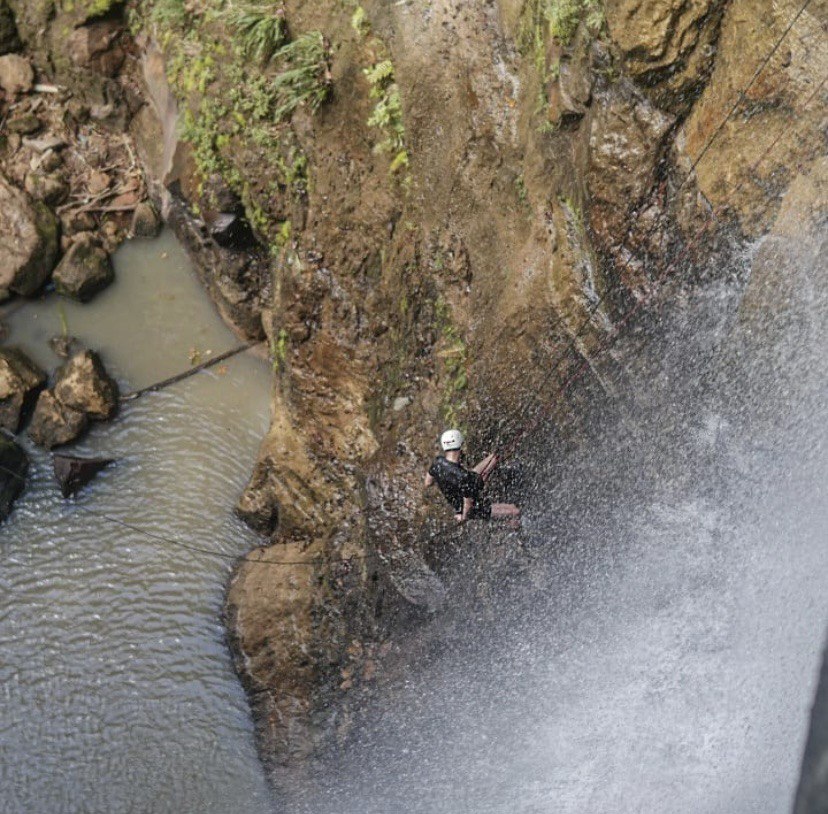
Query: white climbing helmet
440,429,464,451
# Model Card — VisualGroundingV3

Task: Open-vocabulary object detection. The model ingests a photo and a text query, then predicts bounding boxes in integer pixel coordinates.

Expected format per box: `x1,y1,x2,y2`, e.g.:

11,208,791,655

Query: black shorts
468,497,492,520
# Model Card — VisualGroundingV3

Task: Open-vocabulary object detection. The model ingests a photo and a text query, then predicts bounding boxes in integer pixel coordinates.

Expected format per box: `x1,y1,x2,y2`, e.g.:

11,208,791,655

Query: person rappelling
424,429,520,525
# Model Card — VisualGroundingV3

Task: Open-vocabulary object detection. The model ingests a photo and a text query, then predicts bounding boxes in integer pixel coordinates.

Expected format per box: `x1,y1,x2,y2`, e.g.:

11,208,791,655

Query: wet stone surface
52,234,115,302
0,435,27,521
0,346,45,432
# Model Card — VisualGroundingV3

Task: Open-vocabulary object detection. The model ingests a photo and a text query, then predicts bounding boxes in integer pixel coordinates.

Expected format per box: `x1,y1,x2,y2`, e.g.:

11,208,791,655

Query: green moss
351,5,370,38
520,0,603,127
558,193,584,234
271,327,290,372
269,220,292,256
62,0,123,20
147,0,187,29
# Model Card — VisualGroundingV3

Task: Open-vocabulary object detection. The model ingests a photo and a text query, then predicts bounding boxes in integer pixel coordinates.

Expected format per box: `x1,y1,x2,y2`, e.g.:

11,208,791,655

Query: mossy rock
61,0,124,25
0,174,60,296
5,0,54,44
52,234,113,302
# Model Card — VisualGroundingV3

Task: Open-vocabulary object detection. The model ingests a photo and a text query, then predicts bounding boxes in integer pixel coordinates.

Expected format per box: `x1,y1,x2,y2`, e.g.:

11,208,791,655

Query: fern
230,4,287,64
364,58,407,169
351,5,370,37
269,32,332,120
365,59,394,87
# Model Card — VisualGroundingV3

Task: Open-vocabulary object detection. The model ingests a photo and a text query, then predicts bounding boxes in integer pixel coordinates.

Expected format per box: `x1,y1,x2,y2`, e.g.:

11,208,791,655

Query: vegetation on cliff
3,0,824,791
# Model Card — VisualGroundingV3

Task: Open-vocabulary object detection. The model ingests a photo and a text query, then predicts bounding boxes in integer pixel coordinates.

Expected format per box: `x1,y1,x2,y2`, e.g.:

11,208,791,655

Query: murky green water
0,230,275,813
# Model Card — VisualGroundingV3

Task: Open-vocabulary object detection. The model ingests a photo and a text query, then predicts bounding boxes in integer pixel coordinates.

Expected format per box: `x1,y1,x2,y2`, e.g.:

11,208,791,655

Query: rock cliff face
4,0,825,787
214,0,825,779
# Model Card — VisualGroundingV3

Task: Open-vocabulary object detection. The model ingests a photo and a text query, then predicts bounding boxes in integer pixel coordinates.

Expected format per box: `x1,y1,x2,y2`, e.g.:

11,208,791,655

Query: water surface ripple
0,231,274,814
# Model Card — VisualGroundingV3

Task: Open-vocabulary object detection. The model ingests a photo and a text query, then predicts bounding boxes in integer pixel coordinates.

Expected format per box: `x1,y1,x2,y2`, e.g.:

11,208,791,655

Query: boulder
24,170,69,206
235,458,281,534
0,52,32,95
0,347,46,432
62,209,96,237
0,173,59,296
48,334,78,359
130,201,161,238
0,436,27,522
53,350,118,420
68,19,124,77
52,453,113,498
52,234,114,302
0,0,21,55
28,389,87,448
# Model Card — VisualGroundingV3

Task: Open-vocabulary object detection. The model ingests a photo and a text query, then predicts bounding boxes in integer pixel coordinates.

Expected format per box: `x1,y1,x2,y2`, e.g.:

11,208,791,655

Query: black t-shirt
428,456,484,513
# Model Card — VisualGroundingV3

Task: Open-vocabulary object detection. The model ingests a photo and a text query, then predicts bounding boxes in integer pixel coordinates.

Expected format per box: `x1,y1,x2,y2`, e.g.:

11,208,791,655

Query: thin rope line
0,460,373,567
500,70,828,460
688,0,814,176
0,7,820,568
495,0,816,445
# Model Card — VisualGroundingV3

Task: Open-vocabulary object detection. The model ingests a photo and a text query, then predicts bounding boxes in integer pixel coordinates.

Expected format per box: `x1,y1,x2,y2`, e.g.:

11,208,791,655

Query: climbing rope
497,2,823,459
494,0,818,449
0,460,372,568
500,68,828,462
120,341,263,401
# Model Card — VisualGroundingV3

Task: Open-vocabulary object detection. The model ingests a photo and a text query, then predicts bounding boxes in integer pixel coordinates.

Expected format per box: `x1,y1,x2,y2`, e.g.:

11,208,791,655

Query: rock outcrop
28,390,88,449
605,0,727,113
0,52,31,94
211,0,828,781
52,234,114,302
0,347,46,432
28,350,118,448
0,173,59,296
0,436,27,521
52,453,113,498
586,78,675,275
53,350,119,420
680,0,828,229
